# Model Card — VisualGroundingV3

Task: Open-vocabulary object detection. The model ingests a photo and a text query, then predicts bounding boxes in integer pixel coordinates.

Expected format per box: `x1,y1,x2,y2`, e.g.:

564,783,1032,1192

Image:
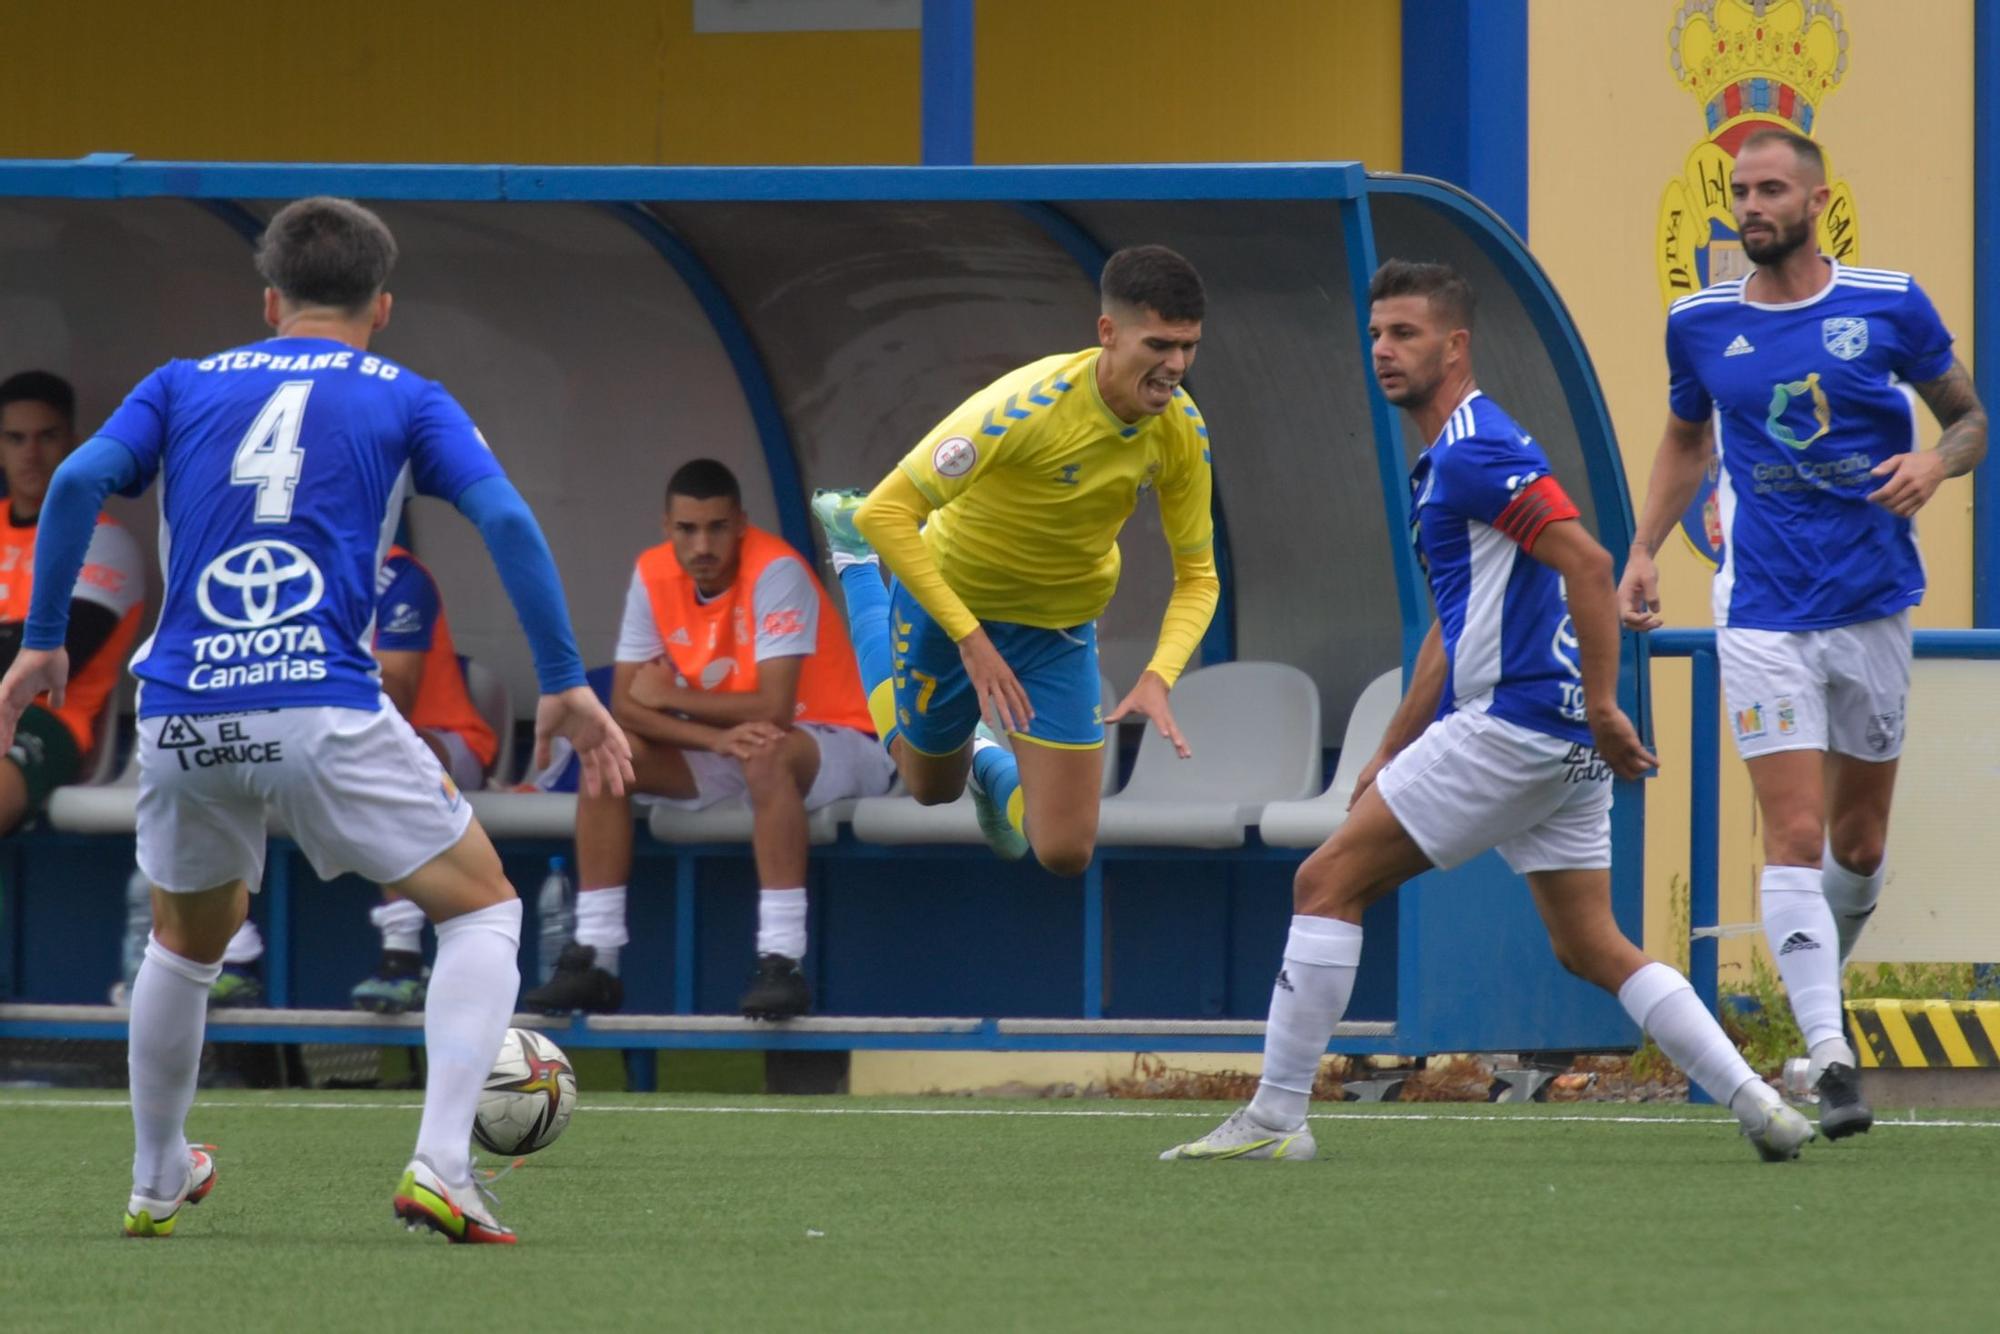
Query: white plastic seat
463,659,514,786
648,797,851,847
45,750,140,833
1093,661,1321,849
465,788,578,840
1256,668,1402,848
850,676,1121,846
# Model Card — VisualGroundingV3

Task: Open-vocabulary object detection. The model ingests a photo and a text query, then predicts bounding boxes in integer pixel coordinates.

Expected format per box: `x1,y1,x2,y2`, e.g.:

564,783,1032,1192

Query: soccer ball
473,1028,577,1156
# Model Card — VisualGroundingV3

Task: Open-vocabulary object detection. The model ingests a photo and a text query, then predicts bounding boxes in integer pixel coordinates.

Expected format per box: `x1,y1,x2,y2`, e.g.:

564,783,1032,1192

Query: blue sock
971,742,1025,834
837,563,898,746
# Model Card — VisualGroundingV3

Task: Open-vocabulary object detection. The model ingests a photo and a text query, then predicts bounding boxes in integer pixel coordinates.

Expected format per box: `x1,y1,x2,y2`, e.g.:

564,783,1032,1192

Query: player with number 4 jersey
0,197,632,1244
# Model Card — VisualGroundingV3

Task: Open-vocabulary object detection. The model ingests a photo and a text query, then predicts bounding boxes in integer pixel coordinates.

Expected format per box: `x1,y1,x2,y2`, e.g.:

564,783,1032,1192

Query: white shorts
1376,710,1613,874
420,727,488,791
657,722,898,811
136,703,474,893
1718,611,1910,761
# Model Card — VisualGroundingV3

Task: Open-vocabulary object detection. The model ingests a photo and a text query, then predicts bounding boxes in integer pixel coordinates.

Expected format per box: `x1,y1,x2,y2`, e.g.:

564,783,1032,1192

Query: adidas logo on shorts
1777,931,1820,956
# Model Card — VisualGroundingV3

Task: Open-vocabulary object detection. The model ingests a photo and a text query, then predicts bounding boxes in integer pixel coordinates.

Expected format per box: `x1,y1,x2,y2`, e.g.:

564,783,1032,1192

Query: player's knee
1033,840,1094,879
904,770,963,805
1765,814,1825,867
1292,853,1354,918
741,744,793,798
1548,935,1592,982
1828,830,1885,877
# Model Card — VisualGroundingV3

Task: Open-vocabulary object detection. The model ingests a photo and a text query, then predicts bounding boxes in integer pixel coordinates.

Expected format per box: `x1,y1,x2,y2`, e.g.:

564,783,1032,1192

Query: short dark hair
1368,259,1476,333
665,458,742,509
1100,245,1206,323
1739,127,1826,180
255,196,398,313
0,370,76,428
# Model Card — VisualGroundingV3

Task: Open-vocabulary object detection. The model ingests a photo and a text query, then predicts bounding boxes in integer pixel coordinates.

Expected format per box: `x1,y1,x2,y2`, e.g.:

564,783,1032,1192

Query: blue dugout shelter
0,157,1647,1059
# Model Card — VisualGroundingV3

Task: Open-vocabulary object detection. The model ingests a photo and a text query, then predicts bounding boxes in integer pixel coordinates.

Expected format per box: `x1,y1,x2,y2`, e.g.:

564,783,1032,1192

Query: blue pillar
1975,0,2000,625
921,0,975,166
1686,649,1721,1103
1400,0,1529,240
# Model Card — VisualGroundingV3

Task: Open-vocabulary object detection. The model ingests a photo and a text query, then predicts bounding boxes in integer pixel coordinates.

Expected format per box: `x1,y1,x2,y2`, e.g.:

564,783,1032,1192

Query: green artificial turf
3,1092,1994,1333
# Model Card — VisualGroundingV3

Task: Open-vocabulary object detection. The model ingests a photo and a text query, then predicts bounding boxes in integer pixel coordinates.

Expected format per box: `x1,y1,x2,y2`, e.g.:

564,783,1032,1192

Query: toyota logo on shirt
196,539,325,629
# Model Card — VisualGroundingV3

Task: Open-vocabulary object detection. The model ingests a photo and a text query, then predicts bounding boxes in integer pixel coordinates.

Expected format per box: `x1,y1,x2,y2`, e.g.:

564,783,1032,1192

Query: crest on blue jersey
1822,316,1868,361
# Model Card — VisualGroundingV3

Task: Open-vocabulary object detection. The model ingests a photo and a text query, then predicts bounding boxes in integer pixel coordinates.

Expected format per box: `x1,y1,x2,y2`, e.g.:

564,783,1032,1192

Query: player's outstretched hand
0,647,68,754
1866,451,1948,518
1587,707,1659,782
535,685,635,798
1108,670,1191,759
1617,548,1663,631
958,627,1034,736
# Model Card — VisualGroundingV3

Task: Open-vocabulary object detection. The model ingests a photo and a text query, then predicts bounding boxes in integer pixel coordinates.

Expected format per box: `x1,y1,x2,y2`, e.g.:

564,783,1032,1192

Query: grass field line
2,1095,1998,1129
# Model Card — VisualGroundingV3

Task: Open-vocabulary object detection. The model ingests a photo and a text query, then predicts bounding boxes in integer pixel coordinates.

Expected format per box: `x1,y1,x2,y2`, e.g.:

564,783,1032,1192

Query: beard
1741,211,1812,265
1379,366,1439,408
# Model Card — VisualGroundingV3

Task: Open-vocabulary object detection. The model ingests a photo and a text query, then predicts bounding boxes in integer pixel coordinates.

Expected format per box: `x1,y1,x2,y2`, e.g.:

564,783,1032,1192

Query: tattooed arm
1867,359,1988,517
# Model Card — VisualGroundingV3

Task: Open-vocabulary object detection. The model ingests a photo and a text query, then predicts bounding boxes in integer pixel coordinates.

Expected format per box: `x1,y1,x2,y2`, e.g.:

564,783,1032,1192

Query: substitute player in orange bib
523,459,894,1019
0,371,146,834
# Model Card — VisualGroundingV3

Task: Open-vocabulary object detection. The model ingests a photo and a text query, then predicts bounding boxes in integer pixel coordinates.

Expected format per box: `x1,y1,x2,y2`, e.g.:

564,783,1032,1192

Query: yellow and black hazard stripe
1846,999,2000,1069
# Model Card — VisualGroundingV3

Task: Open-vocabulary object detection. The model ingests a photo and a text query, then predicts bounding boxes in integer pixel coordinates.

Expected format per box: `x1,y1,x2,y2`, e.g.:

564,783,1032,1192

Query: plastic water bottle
536,856,573,984
113,869,151,1004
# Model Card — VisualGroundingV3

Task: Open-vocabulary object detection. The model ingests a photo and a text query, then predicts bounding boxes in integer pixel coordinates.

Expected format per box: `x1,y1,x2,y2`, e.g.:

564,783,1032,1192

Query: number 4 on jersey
233,380,312,522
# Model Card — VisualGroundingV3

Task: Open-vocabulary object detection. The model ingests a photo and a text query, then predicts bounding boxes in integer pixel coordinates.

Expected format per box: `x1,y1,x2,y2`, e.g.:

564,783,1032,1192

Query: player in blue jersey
0,197,633,1244
1620,130,1988,1141
1164,260,1815,1164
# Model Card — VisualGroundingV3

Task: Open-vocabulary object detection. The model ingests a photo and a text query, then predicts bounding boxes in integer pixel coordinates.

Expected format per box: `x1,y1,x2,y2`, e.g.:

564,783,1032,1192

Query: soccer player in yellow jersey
812,246,1219,873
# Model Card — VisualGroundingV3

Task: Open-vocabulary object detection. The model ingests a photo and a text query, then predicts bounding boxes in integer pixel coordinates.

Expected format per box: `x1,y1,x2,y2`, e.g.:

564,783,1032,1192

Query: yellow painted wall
976,0,1401,166
1527,1,1977,979
0,1,1397,169
0,2,920,165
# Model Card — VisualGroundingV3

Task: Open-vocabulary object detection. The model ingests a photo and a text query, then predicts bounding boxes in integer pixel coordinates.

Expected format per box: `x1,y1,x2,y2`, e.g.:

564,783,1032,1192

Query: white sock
573,885,627,975
129,937,221,1199
1762,864,1853,1060
371,898,426,955
1821,850,1884,968
221,918,263,966
1246,916,1363,1131
828,551,878,575
756,887,808,960
1617,961,1769,1122
414,899,522,1189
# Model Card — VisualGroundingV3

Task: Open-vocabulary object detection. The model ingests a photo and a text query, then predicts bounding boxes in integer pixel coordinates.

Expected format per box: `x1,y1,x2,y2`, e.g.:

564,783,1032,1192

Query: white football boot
1160,1107,1317,1161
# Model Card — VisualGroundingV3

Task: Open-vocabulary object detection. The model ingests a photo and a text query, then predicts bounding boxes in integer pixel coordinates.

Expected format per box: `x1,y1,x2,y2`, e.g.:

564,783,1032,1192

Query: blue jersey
1411,392,1590,746
94,336,504,717
374,551,443,653
1665,261,1955,630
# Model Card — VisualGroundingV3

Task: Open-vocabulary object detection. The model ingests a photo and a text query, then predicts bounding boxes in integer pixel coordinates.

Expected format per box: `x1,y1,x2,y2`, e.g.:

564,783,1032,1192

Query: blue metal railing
1647,627,2000,1019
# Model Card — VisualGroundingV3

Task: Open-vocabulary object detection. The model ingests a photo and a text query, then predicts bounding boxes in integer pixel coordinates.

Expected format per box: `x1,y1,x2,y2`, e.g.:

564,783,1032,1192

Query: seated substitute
352,542,501,1008
201,540,501,1010
523,459,895,1019
0,371,146,833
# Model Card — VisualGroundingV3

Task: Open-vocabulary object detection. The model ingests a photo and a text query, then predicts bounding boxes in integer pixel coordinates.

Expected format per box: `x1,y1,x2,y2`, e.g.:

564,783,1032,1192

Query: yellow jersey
894,347,1215,630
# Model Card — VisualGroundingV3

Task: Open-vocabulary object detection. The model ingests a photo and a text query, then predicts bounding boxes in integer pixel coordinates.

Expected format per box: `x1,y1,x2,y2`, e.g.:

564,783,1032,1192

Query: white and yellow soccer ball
473,1027,578,1156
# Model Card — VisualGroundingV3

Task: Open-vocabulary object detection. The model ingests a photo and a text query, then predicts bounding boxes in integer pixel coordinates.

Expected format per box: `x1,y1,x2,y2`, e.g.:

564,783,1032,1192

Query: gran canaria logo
1656,0,1858,564
1765,371,1831,450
